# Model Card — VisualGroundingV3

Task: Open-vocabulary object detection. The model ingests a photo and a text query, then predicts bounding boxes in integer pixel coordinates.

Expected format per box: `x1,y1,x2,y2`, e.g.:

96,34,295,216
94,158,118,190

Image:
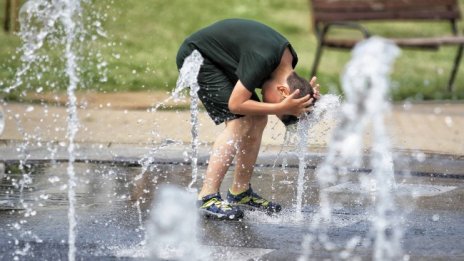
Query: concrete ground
1,91,463,155
0,92,463,260
0,160,463,260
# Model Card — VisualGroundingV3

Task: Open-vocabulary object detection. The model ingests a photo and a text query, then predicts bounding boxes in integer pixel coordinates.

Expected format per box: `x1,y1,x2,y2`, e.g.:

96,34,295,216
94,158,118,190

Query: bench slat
312,0,458,11
315,10,461,22
323,36,464,50
312,0,461,22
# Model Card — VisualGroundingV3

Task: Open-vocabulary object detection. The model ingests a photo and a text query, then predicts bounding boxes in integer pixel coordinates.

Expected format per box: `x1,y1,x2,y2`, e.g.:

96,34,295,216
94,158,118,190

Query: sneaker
227,186,282,214
197,193,244,220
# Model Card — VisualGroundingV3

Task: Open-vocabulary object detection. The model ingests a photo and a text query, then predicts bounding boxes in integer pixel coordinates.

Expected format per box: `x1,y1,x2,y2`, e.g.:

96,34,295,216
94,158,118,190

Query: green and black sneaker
197,193,244,220
227,186,282,214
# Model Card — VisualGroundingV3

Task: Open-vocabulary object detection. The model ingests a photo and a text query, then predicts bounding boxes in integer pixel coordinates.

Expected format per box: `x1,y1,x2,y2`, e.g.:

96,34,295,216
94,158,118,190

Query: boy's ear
277,85,290,97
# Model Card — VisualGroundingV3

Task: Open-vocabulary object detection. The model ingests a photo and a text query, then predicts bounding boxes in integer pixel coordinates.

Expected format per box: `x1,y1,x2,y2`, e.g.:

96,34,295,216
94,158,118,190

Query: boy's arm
228,80,312,116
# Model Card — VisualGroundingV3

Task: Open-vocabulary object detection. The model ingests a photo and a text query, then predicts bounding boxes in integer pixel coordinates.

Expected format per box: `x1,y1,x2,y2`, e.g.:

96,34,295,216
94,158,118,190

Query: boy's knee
241,115,267,136
228,115,267,138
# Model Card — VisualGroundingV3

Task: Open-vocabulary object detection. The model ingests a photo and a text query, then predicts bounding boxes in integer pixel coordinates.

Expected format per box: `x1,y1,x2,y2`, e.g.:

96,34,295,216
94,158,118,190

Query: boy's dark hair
287,72,314,99
280,72,315,126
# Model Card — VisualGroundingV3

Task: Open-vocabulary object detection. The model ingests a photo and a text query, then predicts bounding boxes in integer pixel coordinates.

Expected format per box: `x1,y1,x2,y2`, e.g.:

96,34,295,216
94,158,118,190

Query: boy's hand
280,89,313,117
310,76,321,100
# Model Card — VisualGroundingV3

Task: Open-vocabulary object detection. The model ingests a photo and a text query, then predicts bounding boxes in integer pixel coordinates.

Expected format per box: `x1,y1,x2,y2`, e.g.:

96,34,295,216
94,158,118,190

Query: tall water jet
61,1,82,260
293,94,341,220
294,115,310,220
341,37,401,261
9,1,92,260
135,50,202,202
173,50,204,190
301,37,401,260
342,38,402,260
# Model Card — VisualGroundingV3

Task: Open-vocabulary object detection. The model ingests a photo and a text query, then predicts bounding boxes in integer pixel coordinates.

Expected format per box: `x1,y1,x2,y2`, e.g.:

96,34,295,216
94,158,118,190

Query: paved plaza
0,93,463,260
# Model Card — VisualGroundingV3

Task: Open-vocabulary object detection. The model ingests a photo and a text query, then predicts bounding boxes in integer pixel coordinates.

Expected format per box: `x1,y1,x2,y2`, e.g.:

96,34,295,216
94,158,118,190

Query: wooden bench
310,0,464,92
3,0,21,32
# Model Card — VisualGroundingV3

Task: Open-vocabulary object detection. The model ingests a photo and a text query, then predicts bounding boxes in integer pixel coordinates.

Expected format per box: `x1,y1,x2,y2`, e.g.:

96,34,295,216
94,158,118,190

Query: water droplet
48,176,60,183
0,106,4,136
402,101,412,111
444,116,453,127
415,152,426,162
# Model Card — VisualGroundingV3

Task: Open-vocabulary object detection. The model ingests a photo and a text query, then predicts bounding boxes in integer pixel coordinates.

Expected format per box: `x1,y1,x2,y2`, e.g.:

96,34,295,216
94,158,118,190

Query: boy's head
286,72,314,99
262,71,315,126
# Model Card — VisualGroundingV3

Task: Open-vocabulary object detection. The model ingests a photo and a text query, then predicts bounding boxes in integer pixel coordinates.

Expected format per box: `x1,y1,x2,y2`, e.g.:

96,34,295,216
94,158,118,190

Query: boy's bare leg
230,115,267,194
197,123,237,199
198,115,267,199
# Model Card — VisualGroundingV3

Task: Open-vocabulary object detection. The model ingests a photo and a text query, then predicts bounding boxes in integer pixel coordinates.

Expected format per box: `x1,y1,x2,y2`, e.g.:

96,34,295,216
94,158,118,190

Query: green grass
1,0,463,100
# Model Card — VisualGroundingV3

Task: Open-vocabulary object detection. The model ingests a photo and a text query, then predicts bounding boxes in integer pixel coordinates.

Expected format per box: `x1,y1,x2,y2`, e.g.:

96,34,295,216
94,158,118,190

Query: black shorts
177,47,260,125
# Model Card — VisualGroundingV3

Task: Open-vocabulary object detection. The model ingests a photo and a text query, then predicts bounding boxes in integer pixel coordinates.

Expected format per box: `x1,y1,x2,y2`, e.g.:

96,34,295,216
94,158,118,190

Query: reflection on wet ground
0,162,463,260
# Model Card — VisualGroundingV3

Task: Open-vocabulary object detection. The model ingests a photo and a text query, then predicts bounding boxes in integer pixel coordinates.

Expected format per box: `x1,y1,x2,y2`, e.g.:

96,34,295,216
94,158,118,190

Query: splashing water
10,1,89,260
137,139,178,180
135,50,202,195
293,94,341,220
348,37,401,261
5,0,60,94
341,37,401,261
2,1,208,260
173,50,204,190
62,2,81,260
147,185,207,261
301,37,402,260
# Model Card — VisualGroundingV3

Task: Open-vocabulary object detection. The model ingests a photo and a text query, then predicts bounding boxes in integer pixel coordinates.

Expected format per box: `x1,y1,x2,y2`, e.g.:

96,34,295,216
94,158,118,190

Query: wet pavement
0,158,463,260
0,97,463,260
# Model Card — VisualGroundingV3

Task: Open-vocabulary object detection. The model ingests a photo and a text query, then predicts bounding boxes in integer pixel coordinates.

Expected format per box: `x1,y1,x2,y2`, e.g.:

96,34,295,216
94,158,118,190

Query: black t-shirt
176,19,298,93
